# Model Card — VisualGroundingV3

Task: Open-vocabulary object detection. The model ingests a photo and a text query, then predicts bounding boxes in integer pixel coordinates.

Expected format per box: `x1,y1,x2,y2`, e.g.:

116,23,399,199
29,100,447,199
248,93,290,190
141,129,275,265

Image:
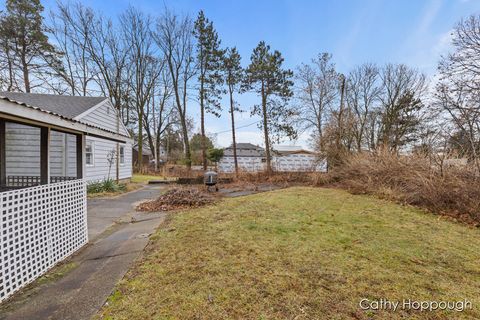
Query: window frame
119,145,125,166
85,141,95,167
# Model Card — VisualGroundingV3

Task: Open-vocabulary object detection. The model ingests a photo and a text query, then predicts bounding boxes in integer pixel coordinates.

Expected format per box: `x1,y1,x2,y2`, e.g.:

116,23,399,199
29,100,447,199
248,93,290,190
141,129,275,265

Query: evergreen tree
244,41,296,173
223,47,243,176
0,0,62,92
193,11,224,170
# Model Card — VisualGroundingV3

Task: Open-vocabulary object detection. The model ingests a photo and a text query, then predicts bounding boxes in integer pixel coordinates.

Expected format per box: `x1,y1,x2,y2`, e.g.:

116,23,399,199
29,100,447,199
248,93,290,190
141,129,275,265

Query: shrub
317,150,480,225
87,179,126,194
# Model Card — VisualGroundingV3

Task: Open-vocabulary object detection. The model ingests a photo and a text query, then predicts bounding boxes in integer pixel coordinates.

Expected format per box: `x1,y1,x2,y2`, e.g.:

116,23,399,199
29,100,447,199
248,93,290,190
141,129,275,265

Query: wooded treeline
0,0,479,174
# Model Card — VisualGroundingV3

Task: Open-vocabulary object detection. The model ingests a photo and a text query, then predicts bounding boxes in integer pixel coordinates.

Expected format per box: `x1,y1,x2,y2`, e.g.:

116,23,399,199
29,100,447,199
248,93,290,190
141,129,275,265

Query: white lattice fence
0,179,87,303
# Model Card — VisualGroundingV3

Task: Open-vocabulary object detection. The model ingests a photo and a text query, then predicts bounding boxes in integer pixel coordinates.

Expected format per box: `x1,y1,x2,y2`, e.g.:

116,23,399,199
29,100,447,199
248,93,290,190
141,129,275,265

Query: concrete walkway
0,185,165,320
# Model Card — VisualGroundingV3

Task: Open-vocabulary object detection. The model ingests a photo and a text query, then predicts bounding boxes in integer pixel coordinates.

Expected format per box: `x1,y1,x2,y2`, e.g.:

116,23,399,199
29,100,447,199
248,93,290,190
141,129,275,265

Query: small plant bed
87,179,140,198
137,187,216,211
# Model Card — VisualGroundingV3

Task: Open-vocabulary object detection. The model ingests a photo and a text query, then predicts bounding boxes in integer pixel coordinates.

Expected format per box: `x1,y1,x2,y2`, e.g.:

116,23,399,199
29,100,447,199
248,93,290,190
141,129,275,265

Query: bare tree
295,53,339,149
121,7,161,172
345,63,381,151
434,81,480,172
144,68,175,171
435,14,480,172
49,2,97,96
154,9,196,169
439,15,480,93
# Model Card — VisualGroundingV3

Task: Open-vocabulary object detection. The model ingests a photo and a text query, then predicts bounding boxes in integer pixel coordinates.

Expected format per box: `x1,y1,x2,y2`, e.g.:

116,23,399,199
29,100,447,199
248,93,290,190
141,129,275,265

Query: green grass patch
98,187,480,319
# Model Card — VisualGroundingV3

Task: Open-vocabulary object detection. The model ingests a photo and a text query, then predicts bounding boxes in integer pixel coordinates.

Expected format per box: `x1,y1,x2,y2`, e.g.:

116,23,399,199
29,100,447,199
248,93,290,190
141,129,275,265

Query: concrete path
0,185,165,320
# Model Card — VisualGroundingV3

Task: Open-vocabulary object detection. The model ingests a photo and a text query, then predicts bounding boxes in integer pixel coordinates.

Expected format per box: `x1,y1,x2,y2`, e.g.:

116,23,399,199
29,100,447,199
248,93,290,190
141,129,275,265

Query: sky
42,0,480,148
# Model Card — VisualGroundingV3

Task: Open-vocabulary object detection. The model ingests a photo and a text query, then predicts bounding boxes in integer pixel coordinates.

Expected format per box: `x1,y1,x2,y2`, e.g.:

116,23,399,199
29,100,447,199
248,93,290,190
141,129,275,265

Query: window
86,141,94,166
119,146,125,165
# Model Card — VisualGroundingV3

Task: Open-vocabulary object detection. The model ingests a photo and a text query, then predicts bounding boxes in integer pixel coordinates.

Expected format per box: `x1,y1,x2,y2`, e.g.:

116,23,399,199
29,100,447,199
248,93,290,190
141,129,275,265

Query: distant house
272,145,326,172
218,143,326,173
218,143,266,172
133,142,167,167
133,143,154,167
0,92,132,183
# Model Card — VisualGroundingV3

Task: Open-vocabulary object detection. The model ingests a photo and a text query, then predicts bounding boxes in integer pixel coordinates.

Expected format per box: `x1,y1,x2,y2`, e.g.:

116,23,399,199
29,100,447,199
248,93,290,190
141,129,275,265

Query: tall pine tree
0,0,61,92
193,11,224,170
223,47,243,176
244,41,296,174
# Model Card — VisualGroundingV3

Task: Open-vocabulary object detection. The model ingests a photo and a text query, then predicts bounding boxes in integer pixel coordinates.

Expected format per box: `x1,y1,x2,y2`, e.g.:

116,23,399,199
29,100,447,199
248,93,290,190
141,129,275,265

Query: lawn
98,187,480,319
131,174,176,184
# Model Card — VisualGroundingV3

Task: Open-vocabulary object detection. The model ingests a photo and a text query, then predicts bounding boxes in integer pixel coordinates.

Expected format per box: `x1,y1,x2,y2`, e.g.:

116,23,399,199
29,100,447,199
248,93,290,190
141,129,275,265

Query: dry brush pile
137,187,216,212
318,151,480,225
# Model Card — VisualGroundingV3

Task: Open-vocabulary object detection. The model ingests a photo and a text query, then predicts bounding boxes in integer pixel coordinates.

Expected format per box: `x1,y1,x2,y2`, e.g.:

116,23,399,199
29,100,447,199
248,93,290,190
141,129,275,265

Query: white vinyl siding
84,136,132,182
79,101,129,136
218,156,265,173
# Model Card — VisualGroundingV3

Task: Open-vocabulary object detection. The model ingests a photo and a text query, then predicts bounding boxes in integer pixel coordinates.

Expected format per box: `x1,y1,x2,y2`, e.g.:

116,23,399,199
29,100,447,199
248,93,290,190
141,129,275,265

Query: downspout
116,105,120,183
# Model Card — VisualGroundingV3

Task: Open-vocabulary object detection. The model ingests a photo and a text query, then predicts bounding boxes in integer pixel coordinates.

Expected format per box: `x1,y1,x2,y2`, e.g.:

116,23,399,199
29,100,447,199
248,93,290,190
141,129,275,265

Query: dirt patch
137,187,216,212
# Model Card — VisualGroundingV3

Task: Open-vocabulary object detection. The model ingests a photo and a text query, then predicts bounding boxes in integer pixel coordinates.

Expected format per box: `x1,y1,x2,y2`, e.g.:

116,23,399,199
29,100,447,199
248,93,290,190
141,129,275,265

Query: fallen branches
137,187,216,212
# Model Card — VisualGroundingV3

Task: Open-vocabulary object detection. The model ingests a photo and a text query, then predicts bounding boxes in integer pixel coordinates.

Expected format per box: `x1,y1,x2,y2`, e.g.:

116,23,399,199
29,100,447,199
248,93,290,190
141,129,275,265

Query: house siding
85,136,132,182
272,153,326,172
78,100,129,136
218,153,327,173
218,156,265,173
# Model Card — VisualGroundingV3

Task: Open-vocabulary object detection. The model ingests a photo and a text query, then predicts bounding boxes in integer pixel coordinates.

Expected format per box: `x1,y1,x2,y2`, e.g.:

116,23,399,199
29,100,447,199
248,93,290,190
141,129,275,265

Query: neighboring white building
218,143,266,173
0,92,132,183
218,143,326,173
272,145,326,172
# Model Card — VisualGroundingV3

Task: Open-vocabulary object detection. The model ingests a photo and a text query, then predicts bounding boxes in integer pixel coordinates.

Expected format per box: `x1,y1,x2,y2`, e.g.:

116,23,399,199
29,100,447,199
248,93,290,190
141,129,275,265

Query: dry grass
228,170,319,185
98,187,480,320
317,151,480,225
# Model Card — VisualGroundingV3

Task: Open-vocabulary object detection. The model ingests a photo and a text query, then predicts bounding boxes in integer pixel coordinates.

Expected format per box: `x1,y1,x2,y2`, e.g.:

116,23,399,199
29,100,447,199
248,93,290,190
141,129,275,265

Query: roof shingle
0,92,107,119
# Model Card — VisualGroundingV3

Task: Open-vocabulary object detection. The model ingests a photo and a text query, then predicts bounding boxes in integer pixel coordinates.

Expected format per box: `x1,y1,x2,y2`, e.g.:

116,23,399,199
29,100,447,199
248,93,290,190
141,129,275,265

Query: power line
212,120,261,135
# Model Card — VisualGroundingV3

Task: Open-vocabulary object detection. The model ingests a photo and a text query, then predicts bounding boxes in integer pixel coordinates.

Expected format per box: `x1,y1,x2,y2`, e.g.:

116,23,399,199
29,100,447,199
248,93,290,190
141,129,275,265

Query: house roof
0,92,107,119
273,145,315,155
224,143,265,157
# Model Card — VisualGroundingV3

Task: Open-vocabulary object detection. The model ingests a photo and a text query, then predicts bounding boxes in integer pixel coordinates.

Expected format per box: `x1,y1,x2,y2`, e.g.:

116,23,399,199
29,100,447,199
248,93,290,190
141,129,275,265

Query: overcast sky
43,0,480,148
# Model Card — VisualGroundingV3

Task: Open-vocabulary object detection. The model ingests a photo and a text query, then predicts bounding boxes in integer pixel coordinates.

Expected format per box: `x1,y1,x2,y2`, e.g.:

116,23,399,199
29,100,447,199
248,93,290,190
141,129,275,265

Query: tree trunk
261,81,271,174
138,106,143,173
200,82,207,170
181,116,191,170
229,88,239,176
21,54,30,93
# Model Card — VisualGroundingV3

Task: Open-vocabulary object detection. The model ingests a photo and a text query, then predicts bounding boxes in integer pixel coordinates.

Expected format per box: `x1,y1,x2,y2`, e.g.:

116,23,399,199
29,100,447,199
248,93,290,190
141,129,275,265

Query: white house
218,143,326,173
0,92,132,183
0,92,132,303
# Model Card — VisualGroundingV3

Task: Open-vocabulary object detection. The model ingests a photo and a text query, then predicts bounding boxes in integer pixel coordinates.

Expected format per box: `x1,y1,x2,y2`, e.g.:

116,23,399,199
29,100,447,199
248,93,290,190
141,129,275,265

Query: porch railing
5,175,77,188
0,179,88,303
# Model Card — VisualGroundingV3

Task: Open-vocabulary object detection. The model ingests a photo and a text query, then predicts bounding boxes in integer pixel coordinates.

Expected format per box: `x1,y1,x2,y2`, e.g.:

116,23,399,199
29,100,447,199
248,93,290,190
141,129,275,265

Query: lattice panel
0,179,87,303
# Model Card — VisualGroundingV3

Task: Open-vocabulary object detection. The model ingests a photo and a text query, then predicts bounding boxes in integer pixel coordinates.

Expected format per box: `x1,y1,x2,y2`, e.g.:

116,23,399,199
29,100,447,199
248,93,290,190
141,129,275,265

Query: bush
87,179,126,194
317,150,480,225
